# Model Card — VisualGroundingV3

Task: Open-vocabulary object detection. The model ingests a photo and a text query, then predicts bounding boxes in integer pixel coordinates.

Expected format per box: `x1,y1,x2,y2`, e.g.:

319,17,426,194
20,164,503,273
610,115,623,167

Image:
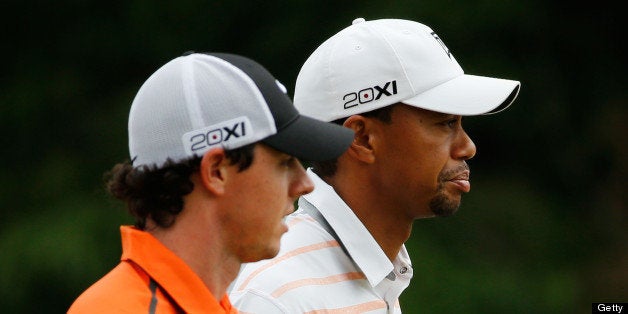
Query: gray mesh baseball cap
128,52,353,168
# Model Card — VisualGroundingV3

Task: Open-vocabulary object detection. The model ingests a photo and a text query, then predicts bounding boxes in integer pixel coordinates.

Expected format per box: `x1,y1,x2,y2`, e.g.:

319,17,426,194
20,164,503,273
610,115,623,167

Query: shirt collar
300,169,398,287
119,226,236,313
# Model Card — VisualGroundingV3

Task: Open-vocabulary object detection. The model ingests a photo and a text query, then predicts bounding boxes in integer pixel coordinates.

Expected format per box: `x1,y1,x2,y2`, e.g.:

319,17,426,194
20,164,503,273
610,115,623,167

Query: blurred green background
1,1,625,313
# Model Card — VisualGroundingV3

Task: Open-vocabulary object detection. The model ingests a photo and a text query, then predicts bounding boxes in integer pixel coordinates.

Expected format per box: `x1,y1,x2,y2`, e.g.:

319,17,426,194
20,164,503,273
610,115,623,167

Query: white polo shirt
230,169,413,313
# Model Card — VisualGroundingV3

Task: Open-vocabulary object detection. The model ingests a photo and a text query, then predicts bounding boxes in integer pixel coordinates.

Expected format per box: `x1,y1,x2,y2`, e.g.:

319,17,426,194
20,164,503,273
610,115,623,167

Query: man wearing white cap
230,18,520,313
68,52,353,313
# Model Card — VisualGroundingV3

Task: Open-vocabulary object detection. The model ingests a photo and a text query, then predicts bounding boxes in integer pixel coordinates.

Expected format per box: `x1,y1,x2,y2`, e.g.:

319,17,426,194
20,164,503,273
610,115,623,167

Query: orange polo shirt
69,226,237,313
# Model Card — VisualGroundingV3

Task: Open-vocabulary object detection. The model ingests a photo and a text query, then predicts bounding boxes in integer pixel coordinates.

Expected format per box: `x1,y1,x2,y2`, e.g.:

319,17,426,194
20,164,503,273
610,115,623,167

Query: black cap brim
263,115,354,162
207,52,353,161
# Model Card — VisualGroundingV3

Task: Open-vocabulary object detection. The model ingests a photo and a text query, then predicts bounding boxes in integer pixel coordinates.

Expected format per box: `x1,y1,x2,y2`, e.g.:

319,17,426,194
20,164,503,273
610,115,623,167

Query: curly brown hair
105,144,256,229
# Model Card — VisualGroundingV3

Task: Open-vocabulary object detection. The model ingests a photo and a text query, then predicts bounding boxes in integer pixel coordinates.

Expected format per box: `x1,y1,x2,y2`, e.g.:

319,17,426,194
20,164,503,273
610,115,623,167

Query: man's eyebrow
427,111,456,120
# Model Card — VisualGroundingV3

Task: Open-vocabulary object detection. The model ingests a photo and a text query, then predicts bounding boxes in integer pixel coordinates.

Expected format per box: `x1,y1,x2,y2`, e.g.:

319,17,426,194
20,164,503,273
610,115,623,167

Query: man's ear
199,147,228,195
343,115,376,164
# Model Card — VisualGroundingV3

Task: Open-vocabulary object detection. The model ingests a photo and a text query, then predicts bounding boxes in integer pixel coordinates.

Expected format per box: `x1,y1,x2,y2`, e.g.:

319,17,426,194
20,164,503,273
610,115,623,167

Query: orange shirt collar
120,226,237,313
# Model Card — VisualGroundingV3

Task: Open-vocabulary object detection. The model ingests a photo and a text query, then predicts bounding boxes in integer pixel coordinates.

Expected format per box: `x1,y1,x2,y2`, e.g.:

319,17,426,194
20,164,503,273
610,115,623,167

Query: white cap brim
402,74,521,116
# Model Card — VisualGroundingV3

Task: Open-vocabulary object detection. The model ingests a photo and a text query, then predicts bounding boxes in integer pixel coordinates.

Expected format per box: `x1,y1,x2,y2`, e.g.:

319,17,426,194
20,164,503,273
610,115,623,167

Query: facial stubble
429,164,469,217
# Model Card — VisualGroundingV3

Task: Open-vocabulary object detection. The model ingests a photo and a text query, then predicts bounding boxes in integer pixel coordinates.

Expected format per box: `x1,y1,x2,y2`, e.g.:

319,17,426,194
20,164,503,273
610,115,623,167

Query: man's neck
323,173,414,262
147,203,241,300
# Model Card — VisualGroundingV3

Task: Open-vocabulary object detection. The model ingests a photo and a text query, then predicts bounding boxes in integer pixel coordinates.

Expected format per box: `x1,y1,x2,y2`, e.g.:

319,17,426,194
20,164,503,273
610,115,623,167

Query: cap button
352,18,366,25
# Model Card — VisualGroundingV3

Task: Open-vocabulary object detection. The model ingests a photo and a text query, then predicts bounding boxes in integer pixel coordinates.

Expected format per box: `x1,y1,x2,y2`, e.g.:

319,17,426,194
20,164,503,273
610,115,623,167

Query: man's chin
241,240,282,263
429,194,461,217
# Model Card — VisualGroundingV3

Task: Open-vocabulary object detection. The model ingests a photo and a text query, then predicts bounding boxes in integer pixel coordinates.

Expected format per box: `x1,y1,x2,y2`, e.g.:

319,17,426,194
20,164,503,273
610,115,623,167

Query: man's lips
447,170,471,192
285,203,296,216
281,204,295,230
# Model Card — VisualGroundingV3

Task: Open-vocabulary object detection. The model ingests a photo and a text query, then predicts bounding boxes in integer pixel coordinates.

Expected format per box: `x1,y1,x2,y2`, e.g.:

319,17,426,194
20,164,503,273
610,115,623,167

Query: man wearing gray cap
230,18,520,313
68,52,353,313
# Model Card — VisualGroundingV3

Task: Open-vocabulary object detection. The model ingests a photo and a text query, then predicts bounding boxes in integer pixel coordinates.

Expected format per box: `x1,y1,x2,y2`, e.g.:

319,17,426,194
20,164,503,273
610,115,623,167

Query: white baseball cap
128,52,353,168
294,18,521,121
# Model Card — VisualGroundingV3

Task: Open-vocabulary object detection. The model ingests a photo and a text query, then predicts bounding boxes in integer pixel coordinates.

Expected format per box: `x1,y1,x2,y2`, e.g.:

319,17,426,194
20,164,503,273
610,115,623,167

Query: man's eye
441,118,457,128
282,157,296,167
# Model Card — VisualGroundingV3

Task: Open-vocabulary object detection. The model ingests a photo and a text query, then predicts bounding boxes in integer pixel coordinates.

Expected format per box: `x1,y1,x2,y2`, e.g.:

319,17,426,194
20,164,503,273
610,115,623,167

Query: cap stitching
367,21,416,96
181,55,205,129
325,36,340,112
